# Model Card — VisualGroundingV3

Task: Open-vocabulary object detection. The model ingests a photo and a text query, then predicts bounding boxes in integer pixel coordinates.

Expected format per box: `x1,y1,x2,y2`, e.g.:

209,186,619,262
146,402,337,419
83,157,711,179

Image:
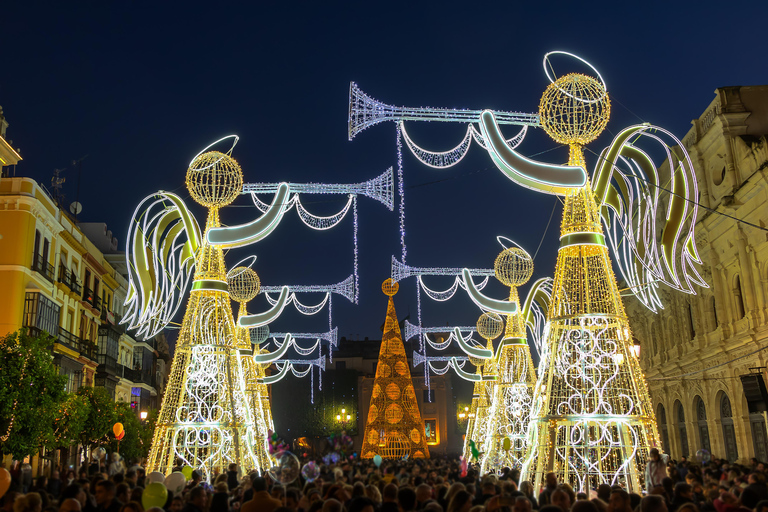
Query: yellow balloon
502,437,511,452
142,482,167,510
181,465,194,480
113,423,124,437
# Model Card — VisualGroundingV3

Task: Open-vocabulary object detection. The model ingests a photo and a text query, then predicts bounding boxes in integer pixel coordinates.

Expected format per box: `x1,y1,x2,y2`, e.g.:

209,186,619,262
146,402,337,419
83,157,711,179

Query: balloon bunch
268,430,289,455
459,456,468,478
327,431,355,460
113,423,126,441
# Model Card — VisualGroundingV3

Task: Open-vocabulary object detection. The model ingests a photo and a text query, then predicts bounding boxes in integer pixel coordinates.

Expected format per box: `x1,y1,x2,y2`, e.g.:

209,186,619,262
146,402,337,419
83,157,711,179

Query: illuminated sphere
539,73,610,146
250,325,270,345
227,267,260,303
494,247,534,287
382,278,399,297
477,312,504,340
186,151,243,208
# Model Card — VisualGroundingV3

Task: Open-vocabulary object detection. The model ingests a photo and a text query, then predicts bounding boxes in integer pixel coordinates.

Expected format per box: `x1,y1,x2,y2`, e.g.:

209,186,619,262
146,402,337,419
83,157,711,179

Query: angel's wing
520,277,553,357
123,192,201,340
593,124,708,311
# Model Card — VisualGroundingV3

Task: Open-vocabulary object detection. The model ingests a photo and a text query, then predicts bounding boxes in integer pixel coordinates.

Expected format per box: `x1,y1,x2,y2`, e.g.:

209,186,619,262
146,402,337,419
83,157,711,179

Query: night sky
2,1,767,346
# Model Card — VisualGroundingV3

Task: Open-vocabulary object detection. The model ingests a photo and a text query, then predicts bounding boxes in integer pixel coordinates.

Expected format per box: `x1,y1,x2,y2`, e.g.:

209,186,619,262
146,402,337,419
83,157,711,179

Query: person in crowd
240,477,281,512
539,473,559,507
446,489,473,512
14,493,42,512
180,487,207,512
57,500,80,512
647,449,670,493
93,481,121,512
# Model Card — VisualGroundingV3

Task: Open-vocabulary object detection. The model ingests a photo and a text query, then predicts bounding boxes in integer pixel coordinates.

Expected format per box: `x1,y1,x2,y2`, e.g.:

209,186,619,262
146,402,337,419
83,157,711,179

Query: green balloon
181,465,194,480
142,482,168,510
502,437,511,452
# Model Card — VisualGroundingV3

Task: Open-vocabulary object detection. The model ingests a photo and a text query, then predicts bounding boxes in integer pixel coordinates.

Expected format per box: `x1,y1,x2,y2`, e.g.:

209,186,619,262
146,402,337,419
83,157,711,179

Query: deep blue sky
2,1,767,344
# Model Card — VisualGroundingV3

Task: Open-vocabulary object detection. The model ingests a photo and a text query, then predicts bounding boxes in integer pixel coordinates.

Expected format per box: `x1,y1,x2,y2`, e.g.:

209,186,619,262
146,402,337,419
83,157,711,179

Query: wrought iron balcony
82,287,102,311
31,253,55,283
58,266,82,294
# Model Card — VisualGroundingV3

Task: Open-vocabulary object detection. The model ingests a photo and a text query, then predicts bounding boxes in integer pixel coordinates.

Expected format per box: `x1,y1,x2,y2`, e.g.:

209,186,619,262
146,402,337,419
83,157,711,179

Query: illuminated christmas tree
361,279,430,460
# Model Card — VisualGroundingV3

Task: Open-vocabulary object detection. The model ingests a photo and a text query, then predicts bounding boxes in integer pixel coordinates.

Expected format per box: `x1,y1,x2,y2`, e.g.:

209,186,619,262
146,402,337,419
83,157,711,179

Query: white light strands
348,82,539,141
260,274,357,304
391,256,494,284
244,167,394,211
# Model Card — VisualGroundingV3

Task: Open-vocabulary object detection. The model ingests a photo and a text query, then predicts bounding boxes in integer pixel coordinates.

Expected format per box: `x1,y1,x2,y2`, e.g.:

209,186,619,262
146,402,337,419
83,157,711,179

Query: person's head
285,490,299,509
382,483,398,502
676,505,698,512
2,491,19,512
572,500,600,512
519,481,534,498
640,495,668,512
446,490,472,512
190,471,201,483
364,485,381,504
169,497,183,512
58,500,81,512
116,483,130,503
271,485,285,501
514,496,533,512
552,488,572,512
398,487,417,511
415,484,432,503
13,493,42,512
546,472,558,490
118,502,144,512
228,463,237,472
674,483,693,499
597,484,612,502
650,448,660,462
321,499,342,512
251,477,267,492
61,484,86,507
188,486,207,509
52,471,60,480
95,481,116,506
346,497,376,512
608,489,630,512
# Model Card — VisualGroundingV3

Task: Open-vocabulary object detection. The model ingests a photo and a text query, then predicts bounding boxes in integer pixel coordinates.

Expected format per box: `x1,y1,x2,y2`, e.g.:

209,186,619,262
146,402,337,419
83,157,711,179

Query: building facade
628,85,768,464
0,110,167,470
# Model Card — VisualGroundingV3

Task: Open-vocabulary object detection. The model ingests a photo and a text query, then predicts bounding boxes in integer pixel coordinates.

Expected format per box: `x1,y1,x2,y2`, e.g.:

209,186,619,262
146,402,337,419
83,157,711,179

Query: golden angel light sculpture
122,136,391,479
124,145,291,479
361,279,430,460
349,52,707,492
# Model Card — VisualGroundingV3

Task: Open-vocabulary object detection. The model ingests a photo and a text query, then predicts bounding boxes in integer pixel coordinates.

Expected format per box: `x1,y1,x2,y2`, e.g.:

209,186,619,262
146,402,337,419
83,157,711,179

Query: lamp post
336,408,351,425
140,411,148,421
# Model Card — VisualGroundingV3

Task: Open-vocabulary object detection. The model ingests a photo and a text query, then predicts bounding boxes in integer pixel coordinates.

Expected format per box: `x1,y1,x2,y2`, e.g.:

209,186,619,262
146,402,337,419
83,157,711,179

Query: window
42,238,50,265
423,389,435,403
33,230,41,259
712,297,719,328
750,413,768,463
676,400,689,457
688,304,696,339
735,276,746,319
695,396,711,453
84,269,91,291
424,419,437,444
658,404,671,454
23,292,61,336
93,277,100,298
721,394,739,462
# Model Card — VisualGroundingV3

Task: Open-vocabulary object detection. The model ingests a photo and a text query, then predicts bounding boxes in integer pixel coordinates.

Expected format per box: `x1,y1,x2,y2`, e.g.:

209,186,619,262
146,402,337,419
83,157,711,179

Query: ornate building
628,85,768,463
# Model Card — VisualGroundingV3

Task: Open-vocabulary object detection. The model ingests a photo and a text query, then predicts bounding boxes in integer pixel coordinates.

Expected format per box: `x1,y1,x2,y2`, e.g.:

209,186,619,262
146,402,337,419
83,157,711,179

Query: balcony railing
58,266,82,294
31,253,55,283
97,354,118,375
119,365,142,383
82,287,102,311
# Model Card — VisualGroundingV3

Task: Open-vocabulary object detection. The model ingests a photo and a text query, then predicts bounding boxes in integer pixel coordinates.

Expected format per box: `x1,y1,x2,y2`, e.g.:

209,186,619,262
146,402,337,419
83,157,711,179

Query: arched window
750,412,768,463
675,400,689,457
658,404,671,454
694,396,711,453
712,296,719,328
735,276,746,319
720,394,739,462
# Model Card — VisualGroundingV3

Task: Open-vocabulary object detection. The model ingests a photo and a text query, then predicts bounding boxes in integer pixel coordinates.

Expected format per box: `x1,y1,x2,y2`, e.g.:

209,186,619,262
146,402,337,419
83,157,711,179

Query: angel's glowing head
538,73,610,147
186,150,243,208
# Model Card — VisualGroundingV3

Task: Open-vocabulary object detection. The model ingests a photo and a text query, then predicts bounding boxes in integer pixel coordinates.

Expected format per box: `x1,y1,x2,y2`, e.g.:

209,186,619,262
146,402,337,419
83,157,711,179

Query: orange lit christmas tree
361,279,430,460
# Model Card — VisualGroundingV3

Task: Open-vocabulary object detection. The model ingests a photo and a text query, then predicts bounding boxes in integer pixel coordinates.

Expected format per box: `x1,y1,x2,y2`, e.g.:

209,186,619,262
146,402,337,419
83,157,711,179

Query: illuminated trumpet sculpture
351,53,707,492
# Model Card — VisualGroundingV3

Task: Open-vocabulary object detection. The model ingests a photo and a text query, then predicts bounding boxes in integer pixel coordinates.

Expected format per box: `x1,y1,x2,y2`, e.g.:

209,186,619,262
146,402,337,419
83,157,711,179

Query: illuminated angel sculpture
349,52,707,492
124,137,393,478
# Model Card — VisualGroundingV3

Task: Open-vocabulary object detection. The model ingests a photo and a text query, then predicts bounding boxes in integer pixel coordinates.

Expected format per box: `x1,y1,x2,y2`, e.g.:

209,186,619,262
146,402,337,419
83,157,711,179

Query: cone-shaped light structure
361,279,430,460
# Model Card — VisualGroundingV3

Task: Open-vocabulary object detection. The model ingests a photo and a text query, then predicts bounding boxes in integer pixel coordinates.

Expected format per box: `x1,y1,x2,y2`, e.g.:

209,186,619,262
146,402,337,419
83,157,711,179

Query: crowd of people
2,450,768,512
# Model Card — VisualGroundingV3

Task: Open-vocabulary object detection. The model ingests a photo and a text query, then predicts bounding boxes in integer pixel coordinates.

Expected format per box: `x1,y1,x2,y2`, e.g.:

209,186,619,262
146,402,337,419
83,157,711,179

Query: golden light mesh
186,151,243,208
361,281,431,460
227,266,261,303
538,73,610,146
477,312,503,340
495,248,534,287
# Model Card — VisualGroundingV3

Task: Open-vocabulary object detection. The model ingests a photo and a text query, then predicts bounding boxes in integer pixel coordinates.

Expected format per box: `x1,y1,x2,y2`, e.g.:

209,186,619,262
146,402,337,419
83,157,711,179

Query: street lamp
140,411,148,420
336,408,351,425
